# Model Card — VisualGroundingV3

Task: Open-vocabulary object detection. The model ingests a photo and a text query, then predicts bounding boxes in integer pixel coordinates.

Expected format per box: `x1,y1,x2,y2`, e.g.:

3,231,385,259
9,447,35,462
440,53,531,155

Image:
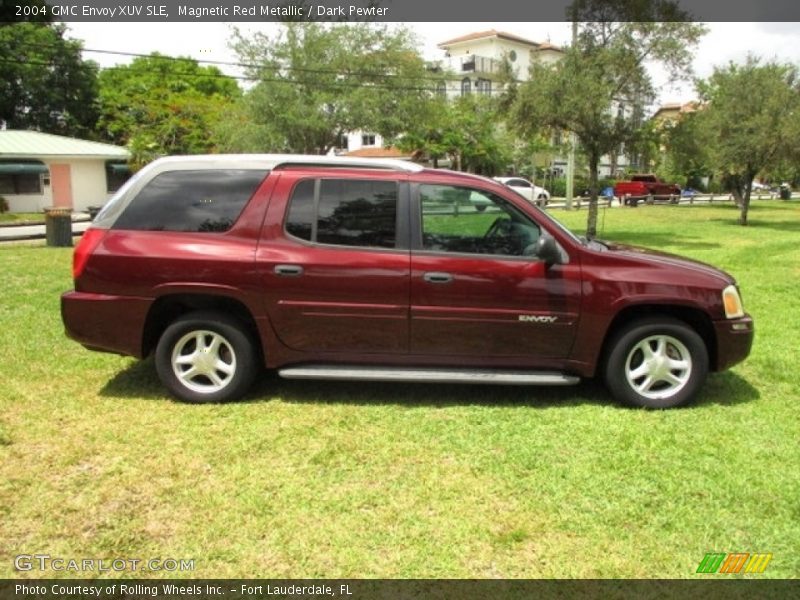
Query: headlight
722,285,744,319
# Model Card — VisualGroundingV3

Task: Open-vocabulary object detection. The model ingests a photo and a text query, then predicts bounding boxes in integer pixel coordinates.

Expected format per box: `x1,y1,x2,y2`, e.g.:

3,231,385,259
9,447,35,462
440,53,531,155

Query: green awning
0,162,49,175
106,162,131,174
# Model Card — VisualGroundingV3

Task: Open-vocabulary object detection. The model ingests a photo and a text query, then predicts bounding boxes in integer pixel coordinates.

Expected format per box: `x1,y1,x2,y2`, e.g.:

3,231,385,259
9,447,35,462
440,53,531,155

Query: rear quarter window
112,169,268,232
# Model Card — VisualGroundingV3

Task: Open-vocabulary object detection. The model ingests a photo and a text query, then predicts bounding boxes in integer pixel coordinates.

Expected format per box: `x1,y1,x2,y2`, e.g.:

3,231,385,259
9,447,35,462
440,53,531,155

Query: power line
14,40,482,84
0,56,511,95
0,46,512,95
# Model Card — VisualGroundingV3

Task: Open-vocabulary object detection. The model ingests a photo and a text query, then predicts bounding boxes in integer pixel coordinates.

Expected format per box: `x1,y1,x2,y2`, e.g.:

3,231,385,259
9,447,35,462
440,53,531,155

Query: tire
603,317,708,409
537,193,549,207
155,311,259,403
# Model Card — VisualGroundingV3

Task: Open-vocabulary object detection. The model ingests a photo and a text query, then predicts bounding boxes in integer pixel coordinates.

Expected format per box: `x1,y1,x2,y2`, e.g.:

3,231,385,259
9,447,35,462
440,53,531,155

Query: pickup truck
614,174,681,204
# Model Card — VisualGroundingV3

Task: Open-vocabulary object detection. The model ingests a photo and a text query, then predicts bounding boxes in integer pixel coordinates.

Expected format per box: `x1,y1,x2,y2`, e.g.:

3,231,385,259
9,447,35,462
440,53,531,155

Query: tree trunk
739,177,753,226
586,153,600,239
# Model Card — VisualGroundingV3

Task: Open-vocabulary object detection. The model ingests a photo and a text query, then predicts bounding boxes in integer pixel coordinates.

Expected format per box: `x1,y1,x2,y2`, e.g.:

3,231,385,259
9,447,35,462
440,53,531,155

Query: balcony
460,55,502,75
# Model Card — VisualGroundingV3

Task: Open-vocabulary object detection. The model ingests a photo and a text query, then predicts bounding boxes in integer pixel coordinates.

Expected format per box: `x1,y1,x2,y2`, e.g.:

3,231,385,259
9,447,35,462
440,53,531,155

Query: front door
50,163,73,208
260,172,410,355
410,183,581,361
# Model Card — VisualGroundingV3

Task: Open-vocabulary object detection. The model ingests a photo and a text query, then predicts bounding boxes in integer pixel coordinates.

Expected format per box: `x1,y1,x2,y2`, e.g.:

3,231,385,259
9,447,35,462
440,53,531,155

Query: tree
0,22,99,137
96,54,240,166
220,23,433,154
696,57,800,225
397,94,513,174
659,110,711,189
509,1,706,238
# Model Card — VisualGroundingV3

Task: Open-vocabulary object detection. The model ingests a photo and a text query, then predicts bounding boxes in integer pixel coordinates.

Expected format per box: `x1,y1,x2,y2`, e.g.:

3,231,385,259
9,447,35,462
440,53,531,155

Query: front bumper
61,291,152,358
713,314,754,371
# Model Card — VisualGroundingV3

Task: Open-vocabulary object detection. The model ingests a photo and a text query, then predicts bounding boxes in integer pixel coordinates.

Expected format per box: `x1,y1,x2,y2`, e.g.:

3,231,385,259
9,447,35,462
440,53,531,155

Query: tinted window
0,173,41,194
113,169,267,232
106,161,132,193
420,185,540,257
285,179,398,249
285,179,315,241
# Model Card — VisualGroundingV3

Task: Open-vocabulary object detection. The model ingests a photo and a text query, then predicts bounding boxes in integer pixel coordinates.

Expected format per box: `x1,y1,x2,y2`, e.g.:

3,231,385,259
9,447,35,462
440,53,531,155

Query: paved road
0,216,91,242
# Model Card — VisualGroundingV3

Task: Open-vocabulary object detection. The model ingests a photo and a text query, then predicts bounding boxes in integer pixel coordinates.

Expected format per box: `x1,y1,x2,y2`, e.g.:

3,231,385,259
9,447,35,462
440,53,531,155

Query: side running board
278,365,580,386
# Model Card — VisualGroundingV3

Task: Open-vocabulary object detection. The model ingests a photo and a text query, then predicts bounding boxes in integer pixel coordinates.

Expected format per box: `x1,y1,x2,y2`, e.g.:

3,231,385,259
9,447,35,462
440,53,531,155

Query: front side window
285,178,398,249
419,185,541,257
113,169,267,232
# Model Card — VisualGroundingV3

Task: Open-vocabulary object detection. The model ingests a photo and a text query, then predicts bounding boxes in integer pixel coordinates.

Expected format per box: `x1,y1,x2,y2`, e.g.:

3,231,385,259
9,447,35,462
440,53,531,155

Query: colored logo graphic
696,552,772,574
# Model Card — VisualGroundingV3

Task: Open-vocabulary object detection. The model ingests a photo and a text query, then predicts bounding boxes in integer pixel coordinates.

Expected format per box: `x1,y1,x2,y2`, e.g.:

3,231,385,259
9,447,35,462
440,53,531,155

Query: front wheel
155,311,258,403
604,318,708,409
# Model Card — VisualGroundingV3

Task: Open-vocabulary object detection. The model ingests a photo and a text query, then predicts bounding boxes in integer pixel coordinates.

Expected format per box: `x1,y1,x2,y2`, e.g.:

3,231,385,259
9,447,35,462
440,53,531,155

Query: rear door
259,170,410,355
409,182,581,362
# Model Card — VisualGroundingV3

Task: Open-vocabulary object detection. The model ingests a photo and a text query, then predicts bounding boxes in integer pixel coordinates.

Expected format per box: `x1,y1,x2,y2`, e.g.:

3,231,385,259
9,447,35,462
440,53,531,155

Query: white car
494,177,551,205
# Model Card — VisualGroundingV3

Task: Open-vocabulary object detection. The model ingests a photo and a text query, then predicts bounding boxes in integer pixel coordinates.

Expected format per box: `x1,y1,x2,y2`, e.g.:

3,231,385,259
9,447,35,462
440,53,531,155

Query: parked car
614,174,681,204
494,177,551,205
62,155,753,409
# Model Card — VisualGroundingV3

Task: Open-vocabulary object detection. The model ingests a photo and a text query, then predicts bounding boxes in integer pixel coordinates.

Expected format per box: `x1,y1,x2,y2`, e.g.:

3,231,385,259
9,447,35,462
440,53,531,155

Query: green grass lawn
0,212,45,225
1,201,798,579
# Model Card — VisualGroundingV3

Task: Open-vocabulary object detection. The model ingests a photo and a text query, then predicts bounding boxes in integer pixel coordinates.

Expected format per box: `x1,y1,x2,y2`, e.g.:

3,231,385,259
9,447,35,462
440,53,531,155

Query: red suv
61,155,753,408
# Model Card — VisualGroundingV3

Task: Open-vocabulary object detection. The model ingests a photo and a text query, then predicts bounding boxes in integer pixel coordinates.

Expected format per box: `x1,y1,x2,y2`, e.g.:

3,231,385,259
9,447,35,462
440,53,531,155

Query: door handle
423,272,453,284
274,264,304,277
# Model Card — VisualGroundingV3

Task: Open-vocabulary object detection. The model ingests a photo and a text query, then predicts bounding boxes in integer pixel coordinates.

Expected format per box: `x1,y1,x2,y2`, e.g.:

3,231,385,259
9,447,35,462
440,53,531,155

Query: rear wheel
155,311,258,403
604,318,708,409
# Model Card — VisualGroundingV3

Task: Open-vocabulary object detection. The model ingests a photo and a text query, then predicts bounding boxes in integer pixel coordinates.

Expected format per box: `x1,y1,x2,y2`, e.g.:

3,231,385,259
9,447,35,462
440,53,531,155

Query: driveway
0,214,91,242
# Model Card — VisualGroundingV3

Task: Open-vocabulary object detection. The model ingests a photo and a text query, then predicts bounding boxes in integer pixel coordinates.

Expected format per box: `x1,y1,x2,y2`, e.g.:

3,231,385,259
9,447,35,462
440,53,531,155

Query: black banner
5,0,800,22
1,580,798,600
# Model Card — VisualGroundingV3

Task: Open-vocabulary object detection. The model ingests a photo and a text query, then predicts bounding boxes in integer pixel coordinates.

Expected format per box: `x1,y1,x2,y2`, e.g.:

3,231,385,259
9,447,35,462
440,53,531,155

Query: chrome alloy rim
624,334,692,400
171,330,236,394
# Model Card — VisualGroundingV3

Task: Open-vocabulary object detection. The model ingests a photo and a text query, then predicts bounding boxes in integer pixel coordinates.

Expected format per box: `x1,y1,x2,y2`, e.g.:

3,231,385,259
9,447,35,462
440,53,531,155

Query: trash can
779,184,791,200
44,207,73,247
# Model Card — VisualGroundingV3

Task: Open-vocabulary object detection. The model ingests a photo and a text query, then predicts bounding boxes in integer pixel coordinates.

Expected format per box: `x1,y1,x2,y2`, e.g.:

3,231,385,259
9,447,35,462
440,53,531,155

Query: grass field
1,201,798,579
0,212,45,225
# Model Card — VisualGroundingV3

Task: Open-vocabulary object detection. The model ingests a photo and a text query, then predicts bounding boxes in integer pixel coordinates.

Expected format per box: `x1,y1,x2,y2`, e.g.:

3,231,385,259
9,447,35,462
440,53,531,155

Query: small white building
0,130,130,213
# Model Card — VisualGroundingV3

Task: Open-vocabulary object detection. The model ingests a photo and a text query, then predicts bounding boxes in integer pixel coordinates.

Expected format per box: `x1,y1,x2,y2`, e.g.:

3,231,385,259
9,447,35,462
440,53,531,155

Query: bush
546,177,617,197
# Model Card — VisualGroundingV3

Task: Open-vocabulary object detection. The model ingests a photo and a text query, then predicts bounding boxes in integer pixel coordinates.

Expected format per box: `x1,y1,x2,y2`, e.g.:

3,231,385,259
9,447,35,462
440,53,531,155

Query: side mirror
536,232,563,266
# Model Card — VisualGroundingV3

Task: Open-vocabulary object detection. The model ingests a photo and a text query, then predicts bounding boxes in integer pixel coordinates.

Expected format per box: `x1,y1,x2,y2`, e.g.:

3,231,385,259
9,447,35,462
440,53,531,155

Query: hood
600,241,735,286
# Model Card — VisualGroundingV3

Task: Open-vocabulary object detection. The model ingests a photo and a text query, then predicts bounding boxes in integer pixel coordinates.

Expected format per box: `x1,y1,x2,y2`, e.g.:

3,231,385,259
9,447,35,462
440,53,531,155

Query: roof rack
151,154,425,173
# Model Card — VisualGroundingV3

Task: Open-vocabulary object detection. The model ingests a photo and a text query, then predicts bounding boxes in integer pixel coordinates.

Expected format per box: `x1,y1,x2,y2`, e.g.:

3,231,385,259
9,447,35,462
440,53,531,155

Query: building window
461,78,472,96
105,161,131,193
436,81,447,97
477,79,492,95
508,50,517,62
0,160,47,195
361,134,376,147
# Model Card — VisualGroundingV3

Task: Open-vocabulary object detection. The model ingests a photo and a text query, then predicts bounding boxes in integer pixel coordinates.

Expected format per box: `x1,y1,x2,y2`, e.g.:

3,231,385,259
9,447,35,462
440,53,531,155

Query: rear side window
285,178,398,249
113,169,267,232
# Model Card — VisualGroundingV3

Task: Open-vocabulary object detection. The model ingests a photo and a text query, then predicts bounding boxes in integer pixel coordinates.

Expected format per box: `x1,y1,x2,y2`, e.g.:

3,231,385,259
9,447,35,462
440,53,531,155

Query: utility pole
565,18,578,211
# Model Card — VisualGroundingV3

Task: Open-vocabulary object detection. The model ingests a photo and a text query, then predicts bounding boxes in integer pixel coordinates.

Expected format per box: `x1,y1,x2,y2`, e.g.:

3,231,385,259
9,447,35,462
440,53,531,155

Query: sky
65,21,800,111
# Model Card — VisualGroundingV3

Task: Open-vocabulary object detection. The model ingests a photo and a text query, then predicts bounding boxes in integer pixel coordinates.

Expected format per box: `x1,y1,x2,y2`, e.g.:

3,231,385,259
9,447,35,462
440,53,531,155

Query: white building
435,29,636,178
436,29,563,100
0,130,130,213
